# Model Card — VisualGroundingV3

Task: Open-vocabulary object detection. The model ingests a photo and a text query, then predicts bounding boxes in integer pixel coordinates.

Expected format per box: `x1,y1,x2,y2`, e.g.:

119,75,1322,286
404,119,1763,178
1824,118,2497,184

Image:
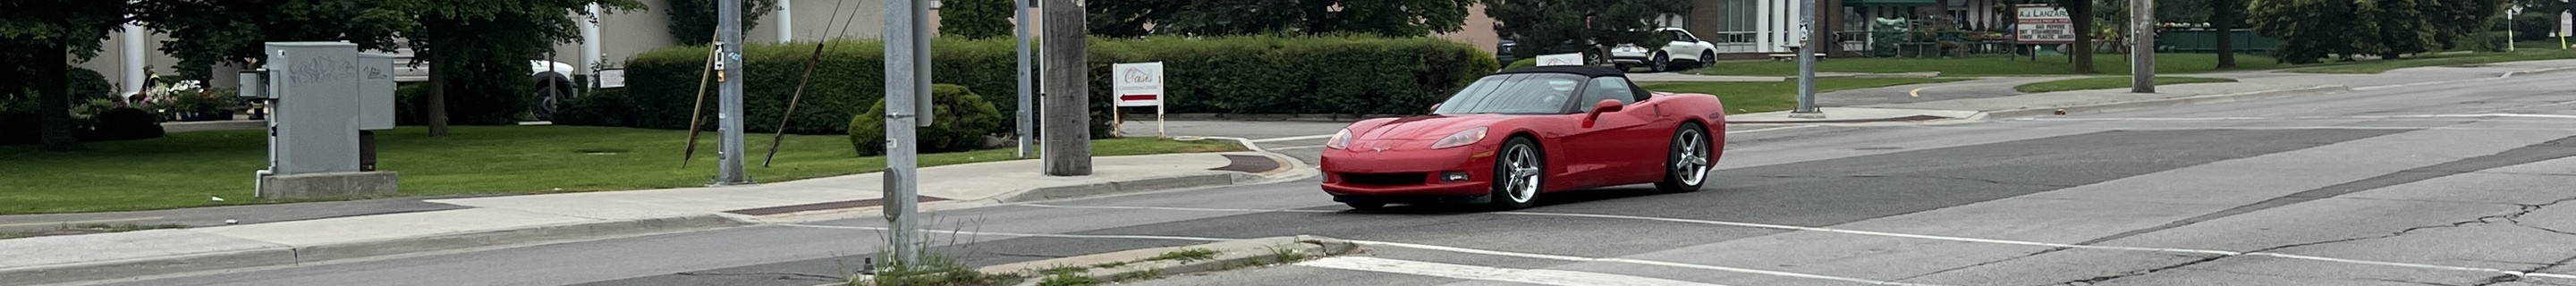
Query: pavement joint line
1268,145,1325,150
1014,204,2576,281
780,221,1928,286
1300,257,1735,286
1724,125,1821,134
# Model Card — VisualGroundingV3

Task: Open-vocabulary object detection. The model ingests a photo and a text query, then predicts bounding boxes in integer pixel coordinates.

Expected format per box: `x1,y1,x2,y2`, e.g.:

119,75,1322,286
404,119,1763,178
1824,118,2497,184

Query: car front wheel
1490,137,1544,210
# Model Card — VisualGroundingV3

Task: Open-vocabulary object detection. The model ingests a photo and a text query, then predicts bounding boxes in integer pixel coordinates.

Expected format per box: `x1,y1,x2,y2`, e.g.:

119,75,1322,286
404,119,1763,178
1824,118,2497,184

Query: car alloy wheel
1657,122,1710,192
1700,51,1717,69
1492,137,1543,209
1651,53,1670,72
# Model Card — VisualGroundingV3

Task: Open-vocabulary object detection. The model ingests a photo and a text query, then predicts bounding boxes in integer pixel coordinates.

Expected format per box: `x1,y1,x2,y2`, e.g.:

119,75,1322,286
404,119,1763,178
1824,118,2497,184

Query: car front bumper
1318,144,1501,202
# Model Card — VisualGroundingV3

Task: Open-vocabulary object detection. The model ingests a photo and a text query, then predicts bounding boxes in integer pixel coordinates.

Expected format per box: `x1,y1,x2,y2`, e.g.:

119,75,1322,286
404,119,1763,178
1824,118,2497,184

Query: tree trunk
2214,0,2237,69
425,22,452,137
38,43,80,151
2071,1,2097,73
1041,0,1092,176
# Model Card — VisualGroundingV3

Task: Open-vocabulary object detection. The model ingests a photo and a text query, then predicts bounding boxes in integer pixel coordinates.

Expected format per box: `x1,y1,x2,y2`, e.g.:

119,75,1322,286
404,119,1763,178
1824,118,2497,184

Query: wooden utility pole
1040,0,1093,176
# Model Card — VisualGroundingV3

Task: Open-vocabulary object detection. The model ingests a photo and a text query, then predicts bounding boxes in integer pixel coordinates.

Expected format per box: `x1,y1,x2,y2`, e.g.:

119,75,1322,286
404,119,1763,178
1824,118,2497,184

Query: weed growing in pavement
1088,261,1130,269
1111,269,1163,282
1267,247,1309,264
846,216,1021,286
1036,272,1097,286
1148,248,1219,263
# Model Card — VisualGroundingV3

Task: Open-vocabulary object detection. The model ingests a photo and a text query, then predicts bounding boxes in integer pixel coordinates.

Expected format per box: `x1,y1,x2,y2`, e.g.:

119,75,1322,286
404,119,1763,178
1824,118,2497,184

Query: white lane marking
1021,204,1338,214
1268,145,1326,150
1726,124,1821,134
785,219,1919,285
1347,240,1943,286
1301,257,1733,286
1019,204,2575,281
1251,134,1337,142
779,223,1235,241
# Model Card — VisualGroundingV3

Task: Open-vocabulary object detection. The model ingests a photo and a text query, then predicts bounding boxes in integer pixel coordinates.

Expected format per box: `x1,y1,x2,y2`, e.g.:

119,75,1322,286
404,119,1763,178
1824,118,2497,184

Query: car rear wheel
1491,137,1543,210
1656,122,1712,193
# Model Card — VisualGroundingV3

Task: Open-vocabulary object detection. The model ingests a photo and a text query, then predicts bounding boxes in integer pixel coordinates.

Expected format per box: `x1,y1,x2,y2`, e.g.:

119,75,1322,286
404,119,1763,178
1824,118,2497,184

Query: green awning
1843,0,1939,7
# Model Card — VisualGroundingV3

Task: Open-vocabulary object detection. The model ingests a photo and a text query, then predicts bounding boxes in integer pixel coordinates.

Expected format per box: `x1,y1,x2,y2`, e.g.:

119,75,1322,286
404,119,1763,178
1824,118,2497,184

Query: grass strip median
1639,78,1970,114
0,125,1241,214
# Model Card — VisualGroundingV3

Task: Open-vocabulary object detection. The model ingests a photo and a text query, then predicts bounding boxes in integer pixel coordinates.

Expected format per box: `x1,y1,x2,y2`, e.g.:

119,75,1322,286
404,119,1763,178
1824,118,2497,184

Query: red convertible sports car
1321,65,1727,210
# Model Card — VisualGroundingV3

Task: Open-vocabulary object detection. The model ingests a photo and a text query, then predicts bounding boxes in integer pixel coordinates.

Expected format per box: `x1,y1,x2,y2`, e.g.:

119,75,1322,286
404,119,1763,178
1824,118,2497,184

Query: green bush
395,83,425,125
86,107,164,141
555,88,631,127
70,67,114,100
1504,58,1538,69
579,36,1494,138
848,84,1004,156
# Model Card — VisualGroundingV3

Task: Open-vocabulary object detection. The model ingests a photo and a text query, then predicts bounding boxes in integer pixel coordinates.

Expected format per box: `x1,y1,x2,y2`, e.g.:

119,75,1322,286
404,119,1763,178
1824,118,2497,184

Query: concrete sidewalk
1728,59,2576,124
0,148,1314,286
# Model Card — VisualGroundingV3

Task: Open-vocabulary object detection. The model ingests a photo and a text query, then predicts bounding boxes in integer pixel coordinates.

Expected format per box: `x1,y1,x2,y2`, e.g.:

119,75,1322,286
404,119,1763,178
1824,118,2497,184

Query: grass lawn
1638,78,1970,114
0,125,1242,214
1687,53,2286,76
2014,76,2240,93
2284,47,2576,74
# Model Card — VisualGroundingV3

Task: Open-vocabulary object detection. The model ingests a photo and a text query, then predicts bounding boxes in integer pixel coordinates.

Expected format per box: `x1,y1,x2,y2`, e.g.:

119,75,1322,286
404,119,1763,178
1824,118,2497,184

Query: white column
581,4,603,77
775,0,793,42
1758,0,1774,52
121,0,145,96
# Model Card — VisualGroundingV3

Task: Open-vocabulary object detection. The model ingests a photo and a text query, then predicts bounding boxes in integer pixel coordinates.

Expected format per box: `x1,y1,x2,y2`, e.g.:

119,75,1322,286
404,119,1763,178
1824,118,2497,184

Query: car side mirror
1583,99,1623,128
1430,103,1443,113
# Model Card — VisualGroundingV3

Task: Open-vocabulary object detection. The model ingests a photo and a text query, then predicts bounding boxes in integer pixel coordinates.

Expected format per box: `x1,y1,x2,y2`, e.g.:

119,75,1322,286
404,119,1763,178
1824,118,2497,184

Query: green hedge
848,84,1004,156
565,35,1495,137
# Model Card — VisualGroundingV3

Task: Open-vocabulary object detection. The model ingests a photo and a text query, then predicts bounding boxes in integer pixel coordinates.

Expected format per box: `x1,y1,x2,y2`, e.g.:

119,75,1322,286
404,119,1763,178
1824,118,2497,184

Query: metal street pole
1792,0,1823,118
883,0,932,266
1015,0,1034,159
2130,0,2156,93
715,0,750,185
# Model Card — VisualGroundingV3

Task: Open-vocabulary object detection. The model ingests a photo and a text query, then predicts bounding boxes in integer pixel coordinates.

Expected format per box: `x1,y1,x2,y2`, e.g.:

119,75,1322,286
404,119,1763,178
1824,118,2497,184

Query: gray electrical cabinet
252,42,401,199
356,53,397,130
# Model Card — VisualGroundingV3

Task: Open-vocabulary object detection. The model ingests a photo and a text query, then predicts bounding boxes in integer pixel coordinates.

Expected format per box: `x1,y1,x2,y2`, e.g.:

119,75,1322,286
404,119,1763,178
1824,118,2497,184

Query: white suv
1611,28,1721,72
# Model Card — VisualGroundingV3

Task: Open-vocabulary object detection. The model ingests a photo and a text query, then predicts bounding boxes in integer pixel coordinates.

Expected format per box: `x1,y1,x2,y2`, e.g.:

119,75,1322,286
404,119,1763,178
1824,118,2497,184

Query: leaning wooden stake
762,43,828,167
681,30,721,168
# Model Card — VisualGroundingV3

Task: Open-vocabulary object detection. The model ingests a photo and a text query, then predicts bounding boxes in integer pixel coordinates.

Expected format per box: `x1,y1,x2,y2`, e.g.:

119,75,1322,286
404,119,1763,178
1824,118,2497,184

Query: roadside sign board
2562,12,2572,37
2015,4,2075,44
1113,62,1163,107
1537,53,1583,66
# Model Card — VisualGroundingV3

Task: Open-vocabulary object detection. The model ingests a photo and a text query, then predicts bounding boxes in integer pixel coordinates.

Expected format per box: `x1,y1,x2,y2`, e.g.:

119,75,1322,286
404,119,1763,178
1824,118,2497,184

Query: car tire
530,72,573,122
1649,53,1670,72
1655,122,1713,193
1490,137,1544,210
1699,51,1718,69
1345,202,1385,210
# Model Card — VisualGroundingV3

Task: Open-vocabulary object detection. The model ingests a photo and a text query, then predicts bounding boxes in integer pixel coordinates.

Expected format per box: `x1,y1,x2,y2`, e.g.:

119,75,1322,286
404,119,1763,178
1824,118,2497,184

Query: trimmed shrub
848,84,1004,156
70,67,114,100
579,35,1494,138
1505,58,1538,69
555,88,631,127
86,107,164,141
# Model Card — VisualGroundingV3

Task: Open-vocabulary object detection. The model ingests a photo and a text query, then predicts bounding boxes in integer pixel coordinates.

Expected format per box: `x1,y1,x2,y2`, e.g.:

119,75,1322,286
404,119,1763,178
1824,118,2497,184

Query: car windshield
1433,73,1585,114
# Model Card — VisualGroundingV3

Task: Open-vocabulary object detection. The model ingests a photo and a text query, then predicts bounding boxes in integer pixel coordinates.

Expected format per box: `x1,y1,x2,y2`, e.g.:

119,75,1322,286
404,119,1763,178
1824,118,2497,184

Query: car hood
1353,114,1510,142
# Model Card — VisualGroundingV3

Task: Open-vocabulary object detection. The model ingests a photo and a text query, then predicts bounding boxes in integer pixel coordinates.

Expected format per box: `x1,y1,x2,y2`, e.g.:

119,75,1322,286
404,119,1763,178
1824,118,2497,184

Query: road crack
1758,174,2077,188
2038,203,2555,286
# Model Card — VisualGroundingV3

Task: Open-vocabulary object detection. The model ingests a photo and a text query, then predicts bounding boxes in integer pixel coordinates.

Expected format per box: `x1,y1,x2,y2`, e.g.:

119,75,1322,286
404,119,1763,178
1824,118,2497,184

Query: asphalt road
60,72,2576,286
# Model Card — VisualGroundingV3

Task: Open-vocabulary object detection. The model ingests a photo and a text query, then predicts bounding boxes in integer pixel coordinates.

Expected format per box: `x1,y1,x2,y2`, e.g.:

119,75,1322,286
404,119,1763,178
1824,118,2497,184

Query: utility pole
1015,0,1035,158
2130,0,2156,93
1791,0,1823,118
1042,0,1093,176
715,0,750,185
883,0,934,266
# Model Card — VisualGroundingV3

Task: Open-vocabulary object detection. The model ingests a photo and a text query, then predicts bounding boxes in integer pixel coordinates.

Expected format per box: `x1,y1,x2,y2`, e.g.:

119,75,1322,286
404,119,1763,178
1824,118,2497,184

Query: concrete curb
0,214,748,286
1975,85,2352,120
752,139,1314,223
1001,173,1251,203
979,235,1362,286
2497,66,2576,78
1152,114,1394,122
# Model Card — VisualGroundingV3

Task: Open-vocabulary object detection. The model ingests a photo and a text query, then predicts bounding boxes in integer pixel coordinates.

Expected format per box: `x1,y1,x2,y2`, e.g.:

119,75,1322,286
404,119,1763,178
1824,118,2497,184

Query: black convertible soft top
1494,65,1627,78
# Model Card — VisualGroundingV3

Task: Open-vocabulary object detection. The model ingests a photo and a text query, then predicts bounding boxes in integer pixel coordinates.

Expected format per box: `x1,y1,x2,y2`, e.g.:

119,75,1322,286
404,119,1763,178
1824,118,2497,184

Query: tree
2,0,128,151
131,0,414,80
2364,0,2438,59
401,0,641,136
2421,0,2505,49
941,0,1015,39
1086,0,1479,38
2250,0,2366,63
665,0,775,45
1485,0,1692,63
2057,0,2098,73
2213,0,2245,68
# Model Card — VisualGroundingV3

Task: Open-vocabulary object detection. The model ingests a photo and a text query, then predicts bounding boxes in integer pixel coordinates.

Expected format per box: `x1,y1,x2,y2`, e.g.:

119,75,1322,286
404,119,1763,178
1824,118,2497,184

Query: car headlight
1326,129,1353,149
1429,127,1487,149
